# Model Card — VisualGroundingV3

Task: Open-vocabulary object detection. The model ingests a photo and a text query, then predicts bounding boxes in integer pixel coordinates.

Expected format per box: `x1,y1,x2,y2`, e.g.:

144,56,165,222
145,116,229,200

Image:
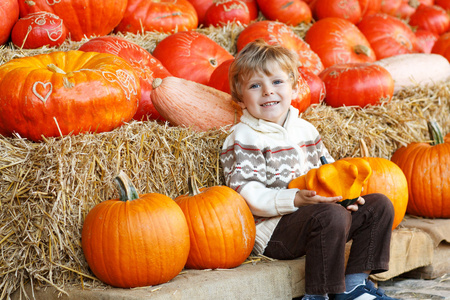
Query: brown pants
263,193,394,295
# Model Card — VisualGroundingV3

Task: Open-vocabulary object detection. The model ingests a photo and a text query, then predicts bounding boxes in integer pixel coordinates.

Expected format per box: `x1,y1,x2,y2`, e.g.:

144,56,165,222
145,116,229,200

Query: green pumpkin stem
188,175,201,196
353,45,371,57
427,120,444,146
114,171,139,201
320,156,328,165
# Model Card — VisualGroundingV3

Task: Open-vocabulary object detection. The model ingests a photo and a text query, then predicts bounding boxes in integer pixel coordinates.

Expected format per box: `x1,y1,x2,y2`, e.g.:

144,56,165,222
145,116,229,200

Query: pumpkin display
208,58,234,94
409,4,450,36
391,121,450,218
256,0,312,26
374,53,450,93
298,67,326,105
288,157,373,208
115,0,198,34
0,0,19,45
432,32,450,62
357,13,418,60
175,177,255,269
17,0,127,42
395,0,417,19
79,36,172,122
0,51,140,141
153,31,234,85
82,171,190,288
415,29,439,54
313,0,362,24
236,20,324,75
304,17,376,68
319,63,394,108
204,0,251,27
11,11,67,49
151,76,241,131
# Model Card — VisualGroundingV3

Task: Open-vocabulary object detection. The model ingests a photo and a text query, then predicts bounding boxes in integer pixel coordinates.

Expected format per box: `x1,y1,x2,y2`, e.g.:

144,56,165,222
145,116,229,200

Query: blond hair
229,39,300,103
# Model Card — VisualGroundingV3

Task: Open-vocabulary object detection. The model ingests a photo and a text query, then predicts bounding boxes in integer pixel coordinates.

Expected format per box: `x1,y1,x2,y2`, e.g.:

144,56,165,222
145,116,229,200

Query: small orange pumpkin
175,177,256,270
288,156,372,207
81,171,190,288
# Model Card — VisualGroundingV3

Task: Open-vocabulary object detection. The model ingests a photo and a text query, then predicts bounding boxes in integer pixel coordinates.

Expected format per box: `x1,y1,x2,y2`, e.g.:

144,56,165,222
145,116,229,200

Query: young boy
220,39,397,300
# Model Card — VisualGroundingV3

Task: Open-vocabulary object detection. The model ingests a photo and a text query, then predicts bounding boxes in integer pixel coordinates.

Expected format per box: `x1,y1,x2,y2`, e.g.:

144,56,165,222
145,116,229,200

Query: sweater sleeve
220,126,298,217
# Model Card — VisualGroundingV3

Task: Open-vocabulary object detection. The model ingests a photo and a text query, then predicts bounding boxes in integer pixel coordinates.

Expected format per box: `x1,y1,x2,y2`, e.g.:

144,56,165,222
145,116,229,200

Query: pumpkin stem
320,156,328,165
427,120,444,146
114,171,140,202
408,0,420,8
152,78,163,89
187,175,201,196
360,139,370,157
353,45,371,57
47,63,66,75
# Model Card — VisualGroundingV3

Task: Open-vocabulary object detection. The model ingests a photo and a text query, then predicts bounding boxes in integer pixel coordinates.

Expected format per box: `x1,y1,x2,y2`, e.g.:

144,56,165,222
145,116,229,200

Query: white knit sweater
220,106,334,254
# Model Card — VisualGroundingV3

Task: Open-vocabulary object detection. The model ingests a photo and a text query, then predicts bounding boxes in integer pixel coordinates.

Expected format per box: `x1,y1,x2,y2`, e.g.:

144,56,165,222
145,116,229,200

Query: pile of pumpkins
0,0,449,289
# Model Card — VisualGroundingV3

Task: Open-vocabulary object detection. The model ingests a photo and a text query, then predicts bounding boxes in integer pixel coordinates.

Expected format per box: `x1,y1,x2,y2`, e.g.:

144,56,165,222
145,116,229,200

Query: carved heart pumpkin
0,51,140,141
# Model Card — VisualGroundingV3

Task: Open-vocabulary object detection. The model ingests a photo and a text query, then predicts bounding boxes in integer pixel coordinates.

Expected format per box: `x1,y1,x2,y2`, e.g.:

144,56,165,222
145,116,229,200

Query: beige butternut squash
151,76,241,131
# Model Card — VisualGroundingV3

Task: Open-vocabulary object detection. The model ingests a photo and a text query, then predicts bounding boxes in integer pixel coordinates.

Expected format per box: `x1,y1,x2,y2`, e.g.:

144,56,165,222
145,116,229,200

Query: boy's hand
294,189,343,207
294,191,365,212
346,196,365,212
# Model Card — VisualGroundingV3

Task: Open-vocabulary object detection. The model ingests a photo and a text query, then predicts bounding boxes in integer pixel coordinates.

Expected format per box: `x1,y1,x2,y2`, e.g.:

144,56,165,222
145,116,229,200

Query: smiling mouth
261,101,279,107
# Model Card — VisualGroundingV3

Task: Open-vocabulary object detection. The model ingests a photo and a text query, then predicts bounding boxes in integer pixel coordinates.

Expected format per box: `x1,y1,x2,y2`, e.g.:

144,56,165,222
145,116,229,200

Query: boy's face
238,63,299,126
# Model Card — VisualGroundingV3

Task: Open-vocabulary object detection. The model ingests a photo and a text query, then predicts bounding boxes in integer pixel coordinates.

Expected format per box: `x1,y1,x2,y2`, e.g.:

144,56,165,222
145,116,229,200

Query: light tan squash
151,76,242,131
374,53,450,94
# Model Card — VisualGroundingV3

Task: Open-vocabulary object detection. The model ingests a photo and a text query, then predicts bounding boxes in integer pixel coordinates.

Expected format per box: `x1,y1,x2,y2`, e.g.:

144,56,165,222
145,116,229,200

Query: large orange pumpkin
391,121,450,218
305,17,376,68
79,36,172,122
175,177,256,269
0,51,140,141
18,0,127,41
82,171,190,288
115,0,198,34
152,31,234,85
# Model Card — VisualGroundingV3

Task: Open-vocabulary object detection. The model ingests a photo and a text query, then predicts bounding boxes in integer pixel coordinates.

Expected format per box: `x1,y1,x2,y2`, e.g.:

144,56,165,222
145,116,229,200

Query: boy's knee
364,193,395,219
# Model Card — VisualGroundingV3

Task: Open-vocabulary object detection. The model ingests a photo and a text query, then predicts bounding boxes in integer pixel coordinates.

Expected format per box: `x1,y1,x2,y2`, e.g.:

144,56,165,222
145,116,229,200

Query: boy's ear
238,101,246,109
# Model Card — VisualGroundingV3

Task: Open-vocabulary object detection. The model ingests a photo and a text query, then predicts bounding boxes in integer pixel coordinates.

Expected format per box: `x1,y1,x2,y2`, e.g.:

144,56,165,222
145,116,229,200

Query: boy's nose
263,88,274,96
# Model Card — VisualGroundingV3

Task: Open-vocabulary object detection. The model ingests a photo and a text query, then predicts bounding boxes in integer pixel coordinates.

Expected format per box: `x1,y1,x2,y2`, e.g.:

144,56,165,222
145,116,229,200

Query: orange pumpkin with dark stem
357,13,419,60
153,31,234,85
305,17,376,68
204,0,251,27
208,58,234,94
175,177,256,269
0,51,140,141
12,12,68,49
18,0,127,41
313,0,362,24
0,0,19,45
391,121,450,218
115,0,198,34
79,36,172,122
237,20,324,75
82,171,190,288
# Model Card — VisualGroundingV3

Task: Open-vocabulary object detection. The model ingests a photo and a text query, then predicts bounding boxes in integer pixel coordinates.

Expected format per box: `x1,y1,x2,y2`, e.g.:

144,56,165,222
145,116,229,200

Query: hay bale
1,24,450,298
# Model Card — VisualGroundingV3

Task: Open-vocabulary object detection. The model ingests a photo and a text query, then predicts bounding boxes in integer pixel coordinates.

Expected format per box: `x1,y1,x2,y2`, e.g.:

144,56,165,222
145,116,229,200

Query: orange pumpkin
289,157,372,207
391,121,450,218
18,0,127,41
175,177,256,269
0,51,140,141
115,0,198,34
0,0,19,45
81,172,190,288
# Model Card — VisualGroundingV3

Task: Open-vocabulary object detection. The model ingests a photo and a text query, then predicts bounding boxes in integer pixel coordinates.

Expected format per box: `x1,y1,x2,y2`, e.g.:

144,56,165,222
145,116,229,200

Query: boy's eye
273,80,282,85
249,83,260,89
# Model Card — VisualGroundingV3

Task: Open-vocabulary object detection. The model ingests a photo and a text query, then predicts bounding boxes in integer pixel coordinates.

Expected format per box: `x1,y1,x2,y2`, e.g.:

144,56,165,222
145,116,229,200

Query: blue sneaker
334,280,399,300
